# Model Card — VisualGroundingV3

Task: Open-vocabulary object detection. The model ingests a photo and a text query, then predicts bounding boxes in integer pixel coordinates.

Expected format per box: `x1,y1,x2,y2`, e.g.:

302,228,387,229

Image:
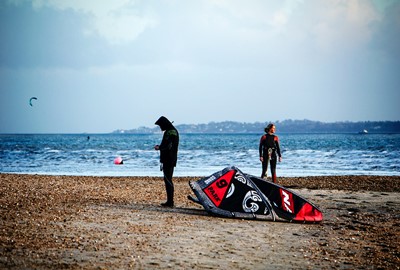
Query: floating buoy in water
114,156,123,165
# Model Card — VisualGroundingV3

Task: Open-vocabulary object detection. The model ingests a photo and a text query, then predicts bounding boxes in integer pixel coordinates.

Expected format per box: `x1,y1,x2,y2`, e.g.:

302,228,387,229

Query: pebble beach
1,173,399,269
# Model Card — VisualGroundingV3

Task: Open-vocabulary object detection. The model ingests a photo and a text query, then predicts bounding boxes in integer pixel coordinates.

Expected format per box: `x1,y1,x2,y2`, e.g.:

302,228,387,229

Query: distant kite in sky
29,97,37,106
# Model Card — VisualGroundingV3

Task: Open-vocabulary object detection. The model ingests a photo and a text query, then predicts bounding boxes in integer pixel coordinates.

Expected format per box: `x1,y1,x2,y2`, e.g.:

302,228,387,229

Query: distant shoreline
112,119,400,134
2,131,400,135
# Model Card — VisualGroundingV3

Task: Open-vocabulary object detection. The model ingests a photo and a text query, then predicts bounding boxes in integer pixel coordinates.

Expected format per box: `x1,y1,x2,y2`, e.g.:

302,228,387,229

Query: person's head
155,116,173,131
264,123,276,134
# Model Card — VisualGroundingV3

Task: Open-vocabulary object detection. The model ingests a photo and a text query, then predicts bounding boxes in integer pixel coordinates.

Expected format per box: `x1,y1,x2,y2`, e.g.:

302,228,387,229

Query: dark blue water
1,133,399,177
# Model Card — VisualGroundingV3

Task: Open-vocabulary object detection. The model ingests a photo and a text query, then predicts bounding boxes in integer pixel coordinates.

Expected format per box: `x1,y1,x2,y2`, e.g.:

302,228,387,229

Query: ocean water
1,133,399,177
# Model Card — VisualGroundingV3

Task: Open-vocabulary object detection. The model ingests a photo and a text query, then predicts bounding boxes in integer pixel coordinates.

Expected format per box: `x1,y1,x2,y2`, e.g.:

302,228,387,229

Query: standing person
259,123,282,183
154,116,179,207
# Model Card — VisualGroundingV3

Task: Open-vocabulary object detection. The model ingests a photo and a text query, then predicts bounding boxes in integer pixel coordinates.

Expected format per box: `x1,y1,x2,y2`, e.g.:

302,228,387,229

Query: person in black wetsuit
259,123,282,183
154,116,179,207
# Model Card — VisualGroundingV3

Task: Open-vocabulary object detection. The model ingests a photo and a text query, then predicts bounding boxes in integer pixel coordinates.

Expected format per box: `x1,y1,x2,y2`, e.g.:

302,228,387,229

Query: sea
1,133,399,177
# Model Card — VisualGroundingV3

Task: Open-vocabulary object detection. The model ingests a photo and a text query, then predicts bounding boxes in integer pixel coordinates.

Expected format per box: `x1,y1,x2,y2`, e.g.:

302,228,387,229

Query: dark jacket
155,116,179,166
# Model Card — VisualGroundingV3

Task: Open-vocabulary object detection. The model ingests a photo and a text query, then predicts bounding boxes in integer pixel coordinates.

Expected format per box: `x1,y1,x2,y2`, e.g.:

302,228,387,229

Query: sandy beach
1,173,399,269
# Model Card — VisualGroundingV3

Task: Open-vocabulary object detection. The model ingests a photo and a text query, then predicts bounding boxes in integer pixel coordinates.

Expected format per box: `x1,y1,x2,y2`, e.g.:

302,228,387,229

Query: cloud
370,1,400,61
30,0,157,44
310,1,380,54
185,0,382,59
270,0,303,29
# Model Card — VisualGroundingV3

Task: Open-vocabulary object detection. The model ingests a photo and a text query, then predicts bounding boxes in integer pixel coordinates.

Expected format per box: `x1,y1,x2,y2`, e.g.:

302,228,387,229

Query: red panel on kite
294,203,323,222
203,170,235,207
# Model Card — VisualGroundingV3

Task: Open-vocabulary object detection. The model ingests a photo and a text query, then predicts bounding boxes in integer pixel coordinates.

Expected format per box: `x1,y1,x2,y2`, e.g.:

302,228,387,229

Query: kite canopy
29,97,37,106
188,166,323,223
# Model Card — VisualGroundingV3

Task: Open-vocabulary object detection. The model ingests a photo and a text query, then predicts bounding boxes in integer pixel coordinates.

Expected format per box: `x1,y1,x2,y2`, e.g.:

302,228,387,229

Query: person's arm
155,133,170,151
259,135,265,162
158,130,177,151
274,136,282,162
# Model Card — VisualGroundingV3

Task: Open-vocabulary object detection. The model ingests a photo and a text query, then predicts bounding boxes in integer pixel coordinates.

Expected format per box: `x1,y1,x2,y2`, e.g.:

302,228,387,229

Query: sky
1,0,399,133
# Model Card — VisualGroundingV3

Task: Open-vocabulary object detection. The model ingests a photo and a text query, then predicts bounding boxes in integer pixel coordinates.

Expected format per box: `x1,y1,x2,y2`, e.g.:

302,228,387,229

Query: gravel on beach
1,173,399,269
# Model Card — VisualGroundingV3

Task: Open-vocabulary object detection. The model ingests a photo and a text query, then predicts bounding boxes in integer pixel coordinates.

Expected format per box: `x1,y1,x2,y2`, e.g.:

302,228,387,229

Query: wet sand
1,174,399,269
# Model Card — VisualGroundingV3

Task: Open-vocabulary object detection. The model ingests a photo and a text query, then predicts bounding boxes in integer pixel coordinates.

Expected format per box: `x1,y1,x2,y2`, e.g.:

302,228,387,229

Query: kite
188,166,323,223
29,97,37,106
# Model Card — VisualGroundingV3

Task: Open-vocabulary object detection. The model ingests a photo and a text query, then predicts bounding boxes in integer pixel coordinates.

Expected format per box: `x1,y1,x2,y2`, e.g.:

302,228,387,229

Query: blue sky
1,0,399,133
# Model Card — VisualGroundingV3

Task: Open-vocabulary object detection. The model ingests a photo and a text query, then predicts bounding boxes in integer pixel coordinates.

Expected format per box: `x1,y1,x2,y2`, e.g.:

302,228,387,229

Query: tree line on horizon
113,119,400,134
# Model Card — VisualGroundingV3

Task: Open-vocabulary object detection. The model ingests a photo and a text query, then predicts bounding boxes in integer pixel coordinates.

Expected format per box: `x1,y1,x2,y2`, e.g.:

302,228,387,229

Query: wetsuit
259,133,281,183
155,116,179,206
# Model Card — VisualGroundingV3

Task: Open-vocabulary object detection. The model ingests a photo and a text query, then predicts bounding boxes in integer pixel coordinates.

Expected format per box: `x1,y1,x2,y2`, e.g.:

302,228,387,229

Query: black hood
155,116,173,131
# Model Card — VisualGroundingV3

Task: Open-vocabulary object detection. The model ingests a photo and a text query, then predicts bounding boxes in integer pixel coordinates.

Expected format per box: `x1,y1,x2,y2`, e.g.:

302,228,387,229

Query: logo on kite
243,190,262,213
280,189,294,213
29,97,38,106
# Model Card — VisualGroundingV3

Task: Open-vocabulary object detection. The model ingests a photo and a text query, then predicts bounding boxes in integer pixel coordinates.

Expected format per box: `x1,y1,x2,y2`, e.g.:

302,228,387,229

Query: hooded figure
154,116,179,207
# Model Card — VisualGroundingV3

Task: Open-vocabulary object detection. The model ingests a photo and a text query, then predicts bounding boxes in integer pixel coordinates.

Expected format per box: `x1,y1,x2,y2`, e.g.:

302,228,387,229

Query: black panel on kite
188,166,323,223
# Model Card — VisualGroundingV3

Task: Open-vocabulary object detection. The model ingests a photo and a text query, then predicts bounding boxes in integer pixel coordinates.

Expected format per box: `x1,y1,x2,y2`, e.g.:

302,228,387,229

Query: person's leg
261,155,268,178
261,159,268,178
162,164,174,206
270,158,277,183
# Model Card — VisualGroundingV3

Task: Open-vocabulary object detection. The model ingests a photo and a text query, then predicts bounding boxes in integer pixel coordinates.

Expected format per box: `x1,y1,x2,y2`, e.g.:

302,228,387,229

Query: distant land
113,120,400,134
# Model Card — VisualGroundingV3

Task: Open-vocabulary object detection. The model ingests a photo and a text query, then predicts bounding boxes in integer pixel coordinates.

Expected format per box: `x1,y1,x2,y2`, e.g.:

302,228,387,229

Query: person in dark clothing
154,116,179,207
259,123,282,183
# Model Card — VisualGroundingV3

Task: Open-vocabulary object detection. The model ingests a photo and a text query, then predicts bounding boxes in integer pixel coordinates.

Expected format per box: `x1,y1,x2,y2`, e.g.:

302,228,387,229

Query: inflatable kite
29,97,37,106
188,166,323,223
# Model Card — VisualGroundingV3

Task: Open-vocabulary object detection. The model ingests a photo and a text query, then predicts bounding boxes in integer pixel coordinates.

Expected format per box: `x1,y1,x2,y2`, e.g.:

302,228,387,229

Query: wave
1,133,399,176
